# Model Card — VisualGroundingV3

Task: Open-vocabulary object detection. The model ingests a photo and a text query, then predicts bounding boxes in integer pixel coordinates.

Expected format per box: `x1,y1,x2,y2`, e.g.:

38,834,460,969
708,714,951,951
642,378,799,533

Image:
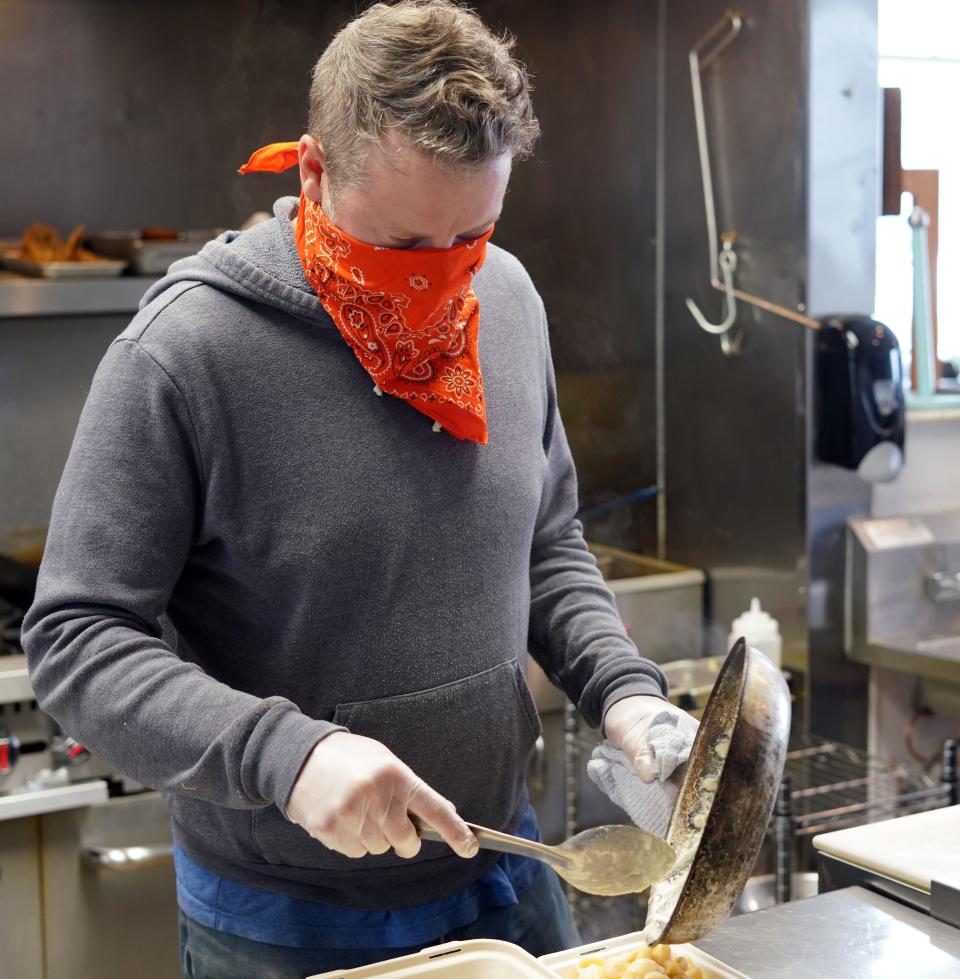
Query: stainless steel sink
847,511,960,684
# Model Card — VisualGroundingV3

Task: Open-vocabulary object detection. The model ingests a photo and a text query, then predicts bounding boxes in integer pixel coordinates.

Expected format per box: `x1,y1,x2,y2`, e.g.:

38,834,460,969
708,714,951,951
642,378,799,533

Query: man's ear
298,135,326,204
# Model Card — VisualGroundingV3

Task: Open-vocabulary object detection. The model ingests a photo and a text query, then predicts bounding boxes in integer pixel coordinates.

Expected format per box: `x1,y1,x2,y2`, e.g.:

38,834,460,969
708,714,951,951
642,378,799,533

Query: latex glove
286,731,479,861
603,695,700,782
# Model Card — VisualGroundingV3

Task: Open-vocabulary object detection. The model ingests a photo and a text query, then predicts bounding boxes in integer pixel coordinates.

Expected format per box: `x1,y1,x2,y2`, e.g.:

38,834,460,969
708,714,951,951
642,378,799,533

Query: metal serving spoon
418,821,676,897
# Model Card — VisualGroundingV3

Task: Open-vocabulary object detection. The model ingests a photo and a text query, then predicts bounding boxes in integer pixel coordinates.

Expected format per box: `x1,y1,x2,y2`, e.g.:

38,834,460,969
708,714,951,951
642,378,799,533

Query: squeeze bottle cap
730,597,781,640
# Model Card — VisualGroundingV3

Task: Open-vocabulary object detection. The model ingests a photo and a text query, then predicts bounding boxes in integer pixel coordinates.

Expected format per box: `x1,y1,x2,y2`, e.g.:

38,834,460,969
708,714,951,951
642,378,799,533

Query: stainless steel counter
694,887,960,978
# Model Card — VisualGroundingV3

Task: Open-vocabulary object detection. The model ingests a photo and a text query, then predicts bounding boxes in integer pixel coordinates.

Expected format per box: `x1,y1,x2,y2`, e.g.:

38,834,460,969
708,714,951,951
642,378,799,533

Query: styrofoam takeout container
308,932,749,979
308,938,555,977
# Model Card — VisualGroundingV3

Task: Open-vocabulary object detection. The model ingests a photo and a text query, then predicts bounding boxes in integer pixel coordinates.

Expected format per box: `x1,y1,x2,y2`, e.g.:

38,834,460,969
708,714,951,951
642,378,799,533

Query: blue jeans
179,865,581,978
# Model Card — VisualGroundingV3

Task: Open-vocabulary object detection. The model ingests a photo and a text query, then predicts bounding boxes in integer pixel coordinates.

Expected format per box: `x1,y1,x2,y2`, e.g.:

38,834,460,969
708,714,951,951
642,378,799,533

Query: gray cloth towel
587,712,694,838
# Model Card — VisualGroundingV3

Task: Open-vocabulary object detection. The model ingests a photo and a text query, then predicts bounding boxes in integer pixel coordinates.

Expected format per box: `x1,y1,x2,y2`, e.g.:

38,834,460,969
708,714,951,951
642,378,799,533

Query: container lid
307,939,555,978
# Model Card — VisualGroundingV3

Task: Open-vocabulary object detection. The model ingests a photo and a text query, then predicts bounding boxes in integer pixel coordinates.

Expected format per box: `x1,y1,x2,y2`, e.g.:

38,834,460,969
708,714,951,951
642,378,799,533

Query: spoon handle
417,820,568,868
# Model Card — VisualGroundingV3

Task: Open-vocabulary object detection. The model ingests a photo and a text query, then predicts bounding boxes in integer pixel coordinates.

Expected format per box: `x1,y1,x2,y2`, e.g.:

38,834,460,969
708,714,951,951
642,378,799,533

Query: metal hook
685,11,744,352
686,239,738,335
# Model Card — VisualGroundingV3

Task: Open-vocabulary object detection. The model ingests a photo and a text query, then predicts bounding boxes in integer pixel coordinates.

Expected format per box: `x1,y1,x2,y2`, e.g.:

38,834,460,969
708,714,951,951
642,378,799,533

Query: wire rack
780,734,953,838
566,713,954,840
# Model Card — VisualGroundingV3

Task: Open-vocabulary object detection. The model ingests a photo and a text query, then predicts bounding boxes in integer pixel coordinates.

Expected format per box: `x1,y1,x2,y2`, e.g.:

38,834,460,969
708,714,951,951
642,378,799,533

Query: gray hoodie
22,197,666,909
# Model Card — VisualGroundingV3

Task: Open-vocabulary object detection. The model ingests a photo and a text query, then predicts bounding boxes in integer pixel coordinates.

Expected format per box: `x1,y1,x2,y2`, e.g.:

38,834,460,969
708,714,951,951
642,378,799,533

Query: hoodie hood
140,197,333,328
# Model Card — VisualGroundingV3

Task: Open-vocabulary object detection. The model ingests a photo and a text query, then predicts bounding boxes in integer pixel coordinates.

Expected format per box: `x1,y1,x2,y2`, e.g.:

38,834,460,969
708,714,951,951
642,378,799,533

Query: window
875,0,960,382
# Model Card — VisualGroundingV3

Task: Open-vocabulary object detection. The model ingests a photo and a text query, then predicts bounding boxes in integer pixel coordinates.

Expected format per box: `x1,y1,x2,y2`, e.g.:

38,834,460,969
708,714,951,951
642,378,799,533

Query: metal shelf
0,273,158,318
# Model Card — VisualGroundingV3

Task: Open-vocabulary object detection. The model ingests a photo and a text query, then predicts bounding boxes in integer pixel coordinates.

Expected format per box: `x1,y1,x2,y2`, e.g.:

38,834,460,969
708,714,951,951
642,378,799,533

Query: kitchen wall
1,0,334,235
2,1,894,745
0,0,661,554
872,413,960,518
0,315,124,549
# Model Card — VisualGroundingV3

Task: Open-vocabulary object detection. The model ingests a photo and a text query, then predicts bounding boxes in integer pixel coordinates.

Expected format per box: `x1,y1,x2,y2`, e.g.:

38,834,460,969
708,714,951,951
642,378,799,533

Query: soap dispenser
815,315,905,483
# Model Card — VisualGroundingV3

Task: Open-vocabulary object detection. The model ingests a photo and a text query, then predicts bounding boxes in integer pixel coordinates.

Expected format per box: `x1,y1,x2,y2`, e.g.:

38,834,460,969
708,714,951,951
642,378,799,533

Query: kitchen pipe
910,206,937,397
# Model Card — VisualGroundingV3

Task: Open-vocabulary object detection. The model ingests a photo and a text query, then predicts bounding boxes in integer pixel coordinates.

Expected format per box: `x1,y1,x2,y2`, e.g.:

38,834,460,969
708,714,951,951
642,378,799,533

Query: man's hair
308,0,539,188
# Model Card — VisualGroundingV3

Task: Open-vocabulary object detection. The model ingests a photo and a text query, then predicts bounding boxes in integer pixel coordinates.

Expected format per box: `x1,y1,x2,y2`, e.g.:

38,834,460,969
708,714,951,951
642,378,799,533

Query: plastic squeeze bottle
728,597,782,667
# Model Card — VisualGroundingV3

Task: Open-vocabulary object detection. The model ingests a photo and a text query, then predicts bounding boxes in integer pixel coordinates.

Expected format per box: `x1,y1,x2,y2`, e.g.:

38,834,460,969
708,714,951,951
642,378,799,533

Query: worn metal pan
643,638,791,944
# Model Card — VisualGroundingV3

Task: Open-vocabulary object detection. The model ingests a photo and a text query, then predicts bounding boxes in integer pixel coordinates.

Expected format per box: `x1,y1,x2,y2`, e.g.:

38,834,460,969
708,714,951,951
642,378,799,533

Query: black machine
816,315,906,483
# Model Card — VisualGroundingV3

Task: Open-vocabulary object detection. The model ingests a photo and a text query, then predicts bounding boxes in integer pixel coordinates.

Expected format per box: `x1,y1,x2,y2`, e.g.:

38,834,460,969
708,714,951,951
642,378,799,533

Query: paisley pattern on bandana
239,141,491,444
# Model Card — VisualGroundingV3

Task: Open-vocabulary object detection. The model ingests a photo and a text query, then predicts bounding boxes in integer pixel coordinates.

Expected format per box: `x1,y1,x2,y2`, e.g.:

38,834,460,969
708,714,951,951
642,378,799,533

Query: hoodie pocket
252,657,541,871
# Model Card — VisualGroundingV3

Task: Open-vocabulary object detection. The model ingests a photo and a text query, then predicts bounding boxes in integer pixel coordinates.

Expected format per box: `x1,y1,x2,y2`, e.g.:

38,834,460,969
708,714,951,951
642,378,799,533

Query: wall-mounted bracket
686,9,822,355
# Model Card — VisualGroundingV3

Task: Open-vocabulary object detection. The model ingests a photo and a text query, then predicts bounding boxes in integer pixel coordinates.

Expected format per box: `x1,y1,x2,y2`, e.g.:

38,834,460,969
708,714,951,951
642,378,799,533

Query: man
23,2,694,976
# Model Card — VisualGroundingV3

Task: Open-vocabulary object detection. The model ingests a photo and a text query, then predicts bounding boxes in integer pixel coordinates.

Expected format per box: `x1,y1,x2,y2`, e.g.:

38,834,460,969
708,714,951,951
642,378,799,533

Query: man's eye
455,228,489,244
389,239,418,250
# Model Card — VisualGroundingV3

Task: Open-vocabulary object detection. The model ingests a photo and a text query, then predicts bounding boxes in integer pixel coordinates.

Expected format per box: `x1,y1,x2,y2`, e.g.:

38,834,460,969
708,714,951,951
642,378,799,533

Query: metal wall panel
661,0,810,657
0,0,333,235
0,316,125,545
481,0,661,554
0,0,661,554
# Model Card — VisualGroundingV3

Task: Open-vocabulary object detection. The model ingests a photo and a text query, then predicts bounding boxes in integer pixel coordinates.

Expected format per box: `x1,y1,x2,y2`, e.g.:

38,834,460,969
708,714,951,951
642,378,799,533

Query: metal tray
87,230,219,275
0,249,127,279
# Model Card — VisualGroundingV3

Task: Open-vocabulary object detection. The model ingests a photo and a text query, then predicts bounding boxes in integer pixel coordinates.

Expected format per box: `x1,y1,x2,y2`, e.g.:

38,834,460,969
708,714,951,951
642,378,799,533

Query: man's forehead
371,129,417,170
346,133,510,231
367,129,473,180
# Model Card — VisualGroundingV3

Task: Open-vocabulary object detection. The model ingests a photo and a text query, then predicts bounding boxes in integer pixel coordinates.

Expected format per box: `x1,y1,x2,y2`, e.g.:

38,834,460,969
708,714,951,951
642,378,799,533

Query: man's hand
604,695,699,782
285,731,479,860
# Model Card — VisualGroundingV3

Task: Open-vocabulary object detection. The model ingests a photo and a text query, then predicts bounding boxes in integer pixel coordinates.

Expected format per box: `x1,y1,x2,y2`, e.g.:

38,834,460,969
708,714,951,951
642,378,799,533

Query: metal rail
771,735,955,901
82,842,174,872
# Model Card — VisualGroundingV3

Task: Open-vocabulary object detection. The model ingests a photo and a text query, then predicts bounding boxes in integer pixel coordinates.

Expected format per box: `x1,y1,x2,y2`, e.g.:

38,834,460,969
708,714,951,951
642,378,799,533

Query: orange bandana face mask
239,142,491,444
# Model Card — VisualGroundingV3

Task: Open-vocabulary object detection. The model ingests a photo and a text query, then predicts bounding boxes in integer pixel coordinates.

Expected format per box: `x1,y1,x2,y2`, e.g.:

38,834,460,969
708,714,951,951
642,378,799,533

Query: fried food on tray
19,223,104,263
576,943,703,979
